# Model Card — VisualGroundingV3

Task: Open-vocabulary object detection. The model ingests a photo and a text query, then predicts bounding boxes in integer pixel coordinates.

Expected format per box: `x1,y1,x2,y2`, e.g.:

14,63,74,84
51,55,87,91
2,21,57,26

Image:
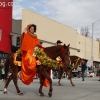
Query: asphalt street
0,77,100,100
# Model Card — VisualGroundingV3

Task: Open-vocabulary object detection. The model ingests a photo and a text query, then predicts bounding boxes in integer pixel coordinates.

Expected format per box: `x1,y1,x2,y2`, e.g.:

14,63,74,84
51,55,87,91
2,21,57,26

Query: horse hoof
40,93,45,96
18,92,23,95
3,91,8,94
48,93,52,97
58,83,61,86
72,84,75,86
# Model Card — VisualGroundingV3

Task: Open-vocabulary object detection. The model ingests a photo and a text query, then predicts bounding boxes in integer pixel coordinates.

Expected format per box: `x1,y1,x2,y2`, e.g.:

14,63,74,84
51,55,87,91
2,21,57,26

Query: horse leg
39,76,45,96
39,71,53,97
58,70,63,85
44,71,53,97
4,73,13,94
48,76,53,97
12,72,23,95
66,69,75,86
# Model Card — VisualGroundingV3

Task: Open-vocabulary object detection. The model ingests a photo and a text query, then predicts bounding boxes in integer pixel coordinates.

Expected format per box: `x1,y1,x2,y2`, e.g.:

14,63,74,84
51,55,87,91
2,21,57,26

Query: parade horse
3,44,70,97
57,55,81,86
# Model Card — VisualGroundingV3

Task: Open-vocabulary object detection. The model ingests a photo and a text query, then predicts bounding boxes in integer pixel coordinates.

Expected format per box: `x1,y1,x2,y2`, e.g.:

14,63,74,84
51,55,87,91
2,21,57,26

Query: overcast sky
13,0,100,40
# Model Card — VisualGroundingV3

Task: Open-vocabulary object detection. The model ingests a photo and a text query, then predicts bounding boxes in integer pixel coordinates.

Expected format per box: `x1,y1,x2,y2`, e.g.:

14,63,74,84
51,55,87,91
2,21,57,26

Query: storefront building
0,0,12,59
0,7,100,63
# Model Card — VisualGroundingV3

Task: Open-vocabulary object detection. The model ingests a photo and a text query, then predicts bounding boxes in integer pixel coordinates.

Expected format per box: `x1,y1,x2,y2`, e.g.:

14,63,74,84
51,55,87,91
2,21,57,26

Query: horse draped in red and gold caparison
4,44,71,97
57,55,82,86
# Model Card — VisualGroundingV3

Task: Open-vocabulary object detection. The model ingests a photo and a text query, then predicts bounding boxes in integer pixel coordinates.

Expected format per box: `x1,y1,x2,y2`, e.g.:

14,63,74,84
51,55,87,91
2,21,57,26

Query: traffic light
16,36,21,47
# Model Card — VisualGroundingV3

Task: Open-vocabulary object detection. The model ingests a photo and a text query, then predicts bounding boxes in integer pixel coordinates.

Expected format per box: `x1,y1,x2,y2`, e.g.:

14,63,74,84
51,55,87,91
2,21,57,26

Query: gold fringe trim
13,51,22,66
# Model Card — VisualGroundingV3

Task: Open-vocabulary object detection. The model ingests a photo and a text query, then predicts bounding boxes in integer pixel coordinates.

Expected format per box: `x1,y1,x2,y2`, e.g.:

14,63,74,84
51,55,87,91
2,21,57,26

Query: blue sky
13,0,100,40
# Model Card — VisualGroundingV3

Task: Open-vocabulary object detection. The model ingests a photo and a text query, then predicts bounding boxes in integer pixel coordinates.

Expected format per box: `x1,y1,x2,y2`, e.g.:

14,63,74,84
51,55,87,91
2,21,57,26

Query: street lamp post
91,19,100,67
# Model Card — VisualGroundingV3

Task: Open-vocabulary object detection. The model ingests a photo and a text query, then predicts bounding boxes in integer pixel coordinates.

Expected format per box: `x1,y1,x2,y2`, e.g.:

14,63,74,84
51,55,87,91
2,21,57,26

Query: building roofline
10,32,21,36
23,9,76,31
39,39,80,52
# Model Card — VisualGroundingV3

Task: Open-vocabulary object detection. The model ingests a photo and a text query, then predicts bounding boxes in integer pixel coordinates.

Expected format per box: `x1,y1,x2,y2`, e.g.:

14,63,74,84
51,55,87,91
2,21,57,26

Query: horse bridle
59,47,70,66
44,46,70,67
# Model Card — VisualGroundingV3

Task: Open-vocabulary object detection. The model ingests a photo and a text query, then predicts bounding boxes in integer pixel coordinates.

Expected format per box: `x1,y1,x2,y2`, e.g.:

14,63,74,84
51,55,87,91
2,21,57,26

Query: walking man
81,59,87,81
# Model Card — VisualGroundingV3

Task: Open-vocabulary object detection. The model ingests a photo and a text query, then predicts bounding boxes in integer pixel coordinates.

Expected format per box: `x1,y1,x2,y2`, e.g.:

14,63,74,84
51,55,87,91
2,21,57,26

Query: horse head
42,44,71,68
59,44,71,67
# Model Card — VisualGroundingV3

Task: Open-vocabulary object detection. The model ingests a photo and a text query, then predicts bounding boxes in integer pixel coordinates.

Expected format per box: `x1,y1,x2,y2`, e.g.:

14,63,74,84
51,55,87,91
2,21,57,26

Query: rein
44,47,64,60
44,50,55,59
60,47,66,62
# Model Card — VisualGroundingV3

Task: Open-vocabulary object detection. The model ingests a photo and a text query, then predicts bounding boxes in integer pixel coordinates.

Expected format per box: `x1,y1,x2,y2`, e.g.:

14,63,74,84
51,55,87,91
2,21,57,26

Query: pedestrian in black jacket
81,60,87,81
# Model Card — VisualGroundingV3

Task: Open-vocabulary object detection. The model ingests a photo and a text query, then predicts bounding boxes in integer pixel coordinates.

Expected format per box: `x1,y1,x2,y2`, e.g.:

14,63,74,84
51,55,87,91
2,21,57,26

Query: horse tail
4,53,12,80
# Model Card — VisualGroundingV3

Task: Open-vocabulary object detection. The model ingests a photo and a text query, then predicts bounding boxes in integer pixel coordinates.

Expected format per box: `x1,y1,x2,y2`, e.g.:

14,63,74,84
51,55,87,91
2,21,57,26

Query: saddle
13,49,22,66
14,49,41,66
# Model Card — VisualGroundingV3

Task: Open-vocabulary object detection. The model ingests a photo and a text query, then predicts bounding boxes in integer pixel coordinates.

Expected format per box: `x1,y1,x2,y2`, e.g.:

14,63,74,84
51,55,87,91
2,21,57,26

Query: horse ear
64,44,66,46
67,44,70,47
63,44,66,48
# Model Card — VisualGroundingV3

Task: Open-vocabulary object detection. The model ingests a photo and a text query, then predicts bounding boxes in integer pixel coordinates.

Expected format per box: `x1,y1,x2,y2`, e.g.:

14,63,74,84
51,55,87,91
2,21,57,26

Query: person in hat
81,59,87,81
55,40,63,79
56,40,63,46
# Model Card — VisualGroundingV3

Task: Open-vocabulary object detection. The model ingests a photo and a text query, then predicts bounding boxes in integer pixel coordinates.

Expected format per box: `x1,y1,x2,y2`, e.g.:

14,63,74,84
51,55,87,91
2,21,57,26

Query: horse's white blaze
69,60,71,65
68,54,71,65
69,58,71,65
69,57,70,61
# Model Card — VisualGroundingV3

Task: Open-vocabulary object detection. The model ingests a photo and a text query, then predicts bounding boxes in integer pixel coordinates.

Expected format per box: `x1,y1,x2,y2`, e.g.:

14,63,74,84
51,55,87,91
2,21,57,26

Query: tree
80,27,90,37
96,37,100,42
